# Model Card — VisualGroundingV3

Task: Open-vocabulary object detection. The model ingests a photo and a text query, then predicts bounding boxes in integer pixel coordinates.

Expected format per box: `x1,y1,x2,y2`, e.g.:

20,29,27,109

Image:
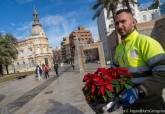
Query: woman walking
35,65,42,80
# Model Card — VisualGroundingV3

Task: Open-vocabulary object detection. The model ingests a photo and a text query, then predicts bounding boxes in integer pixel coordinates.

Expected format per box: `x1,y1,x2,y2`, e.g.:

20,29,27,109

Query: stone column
76,39,85,75
98,42,106,67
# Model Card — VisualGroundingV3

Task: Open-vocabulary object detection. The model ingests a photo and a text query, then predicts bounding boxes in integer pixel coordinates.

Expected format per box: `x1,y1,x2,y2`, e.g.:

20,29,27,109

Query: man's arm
140,54,165,96
139,35,165,96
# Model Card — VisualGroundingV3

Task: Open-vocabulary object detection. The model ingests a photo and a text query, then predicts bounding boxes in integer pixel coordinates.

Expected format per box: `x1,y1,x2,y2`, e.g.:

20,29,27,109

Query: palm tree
92,0,119,45
148,0,160,10
0,33,18,75
122,0,137,14
92,0,137,19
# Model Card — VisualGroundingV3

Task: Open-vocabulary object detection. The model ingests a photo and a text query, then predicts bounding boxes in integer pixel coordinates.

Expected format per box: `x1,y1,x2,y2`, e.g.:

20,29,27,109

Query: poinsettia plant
82,67,133,103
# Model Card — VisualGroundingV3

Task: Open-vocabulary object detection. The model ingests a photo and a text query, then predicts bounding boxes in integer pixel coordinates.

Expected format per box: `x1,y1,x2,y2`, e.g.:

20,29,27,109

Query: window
35,39,38,42
20,50,23,54
152,13,157,20
143,15,147,21
29,48,32,51
111,20,113,23
31,60,34,64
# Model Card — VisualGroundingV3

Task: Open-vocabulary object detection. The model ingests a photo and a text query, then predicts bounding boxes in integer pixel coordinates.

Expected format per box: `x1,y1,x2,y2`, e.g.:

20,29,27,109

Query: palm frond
92,7,103,20
92,2,101,10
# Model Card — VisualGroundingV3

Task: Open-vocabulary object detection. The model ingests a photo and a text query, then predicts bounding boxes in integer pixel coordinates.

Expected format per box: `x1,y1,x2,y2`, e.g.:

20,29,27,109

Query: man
71,63,75,70
113,9,165,114
54,63,59,76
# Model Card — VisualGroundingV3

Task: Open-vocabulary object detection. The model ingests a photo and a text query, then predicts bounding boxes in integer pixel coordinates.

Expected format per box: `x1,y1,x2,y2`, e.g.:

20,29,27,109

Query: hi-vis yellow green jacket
114,30,165,96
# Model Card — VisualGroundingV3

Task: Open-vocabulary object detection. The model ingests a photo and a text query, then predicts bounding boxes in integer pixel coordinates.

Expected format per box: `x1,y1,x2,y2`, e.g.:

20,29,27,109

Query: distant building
97,0,161,61
7,9,53,73
69,26,94,61
52,47,62,64
61,37,71,63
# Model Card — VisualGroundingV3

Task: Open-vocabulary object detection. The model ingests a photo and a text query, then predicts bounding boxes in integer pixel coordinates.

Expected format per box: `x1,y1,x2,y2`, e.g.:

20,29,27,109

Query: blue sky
0,0,164,47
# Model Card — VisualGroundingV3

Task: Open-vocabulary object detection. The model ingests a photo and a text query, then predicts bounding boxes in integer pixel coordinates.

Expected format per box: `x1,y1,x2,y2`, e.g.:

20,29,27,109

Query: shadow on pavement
0,66,71,114
46,99,84,114
0,94,5,103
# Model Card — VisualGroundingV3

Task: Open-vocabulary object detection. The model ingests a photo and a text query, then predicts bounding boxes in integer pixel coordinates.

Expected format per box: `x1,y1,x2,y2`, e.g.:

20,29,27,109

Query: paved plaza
0,63,165,114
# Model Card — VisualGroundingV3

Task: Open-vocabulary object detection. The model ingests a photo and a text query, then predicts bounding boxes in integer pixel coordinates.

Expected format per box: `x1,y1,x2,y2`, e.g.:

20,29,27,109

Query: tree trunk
0,64,3,76
13,64,16,73
125,0,133,14
5,65,9,75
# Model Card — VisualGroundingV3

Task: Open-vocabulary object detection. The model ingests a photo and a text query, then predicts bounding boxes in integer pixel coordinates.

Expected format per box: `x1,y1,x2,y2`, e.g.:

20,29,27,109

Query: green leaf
111,80,120,85
96,86,100,89
87,90,91,96
115,84,121,93
124,83,132,89
120,84,124,90
102,95,107,102
105,89,112,97
127,81,134,86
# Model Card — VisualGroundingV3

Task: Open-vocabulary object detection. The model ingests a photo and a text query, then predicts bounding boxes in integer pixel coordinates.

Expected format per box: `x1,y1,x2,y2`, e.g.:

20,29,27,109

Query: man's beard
119,28,135,39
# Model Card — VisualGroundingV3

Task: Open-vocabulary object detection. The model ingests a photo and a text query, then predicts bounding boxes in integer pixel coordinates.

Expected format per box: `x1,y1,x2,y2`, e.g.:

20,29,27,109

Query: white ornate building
7,10,53,73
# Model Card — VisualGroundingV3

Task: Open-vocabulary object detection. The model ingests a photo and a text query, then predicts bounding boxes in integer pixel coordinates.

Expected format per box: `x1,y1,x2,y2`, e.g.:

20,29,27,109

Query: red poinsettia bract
82,67,132,103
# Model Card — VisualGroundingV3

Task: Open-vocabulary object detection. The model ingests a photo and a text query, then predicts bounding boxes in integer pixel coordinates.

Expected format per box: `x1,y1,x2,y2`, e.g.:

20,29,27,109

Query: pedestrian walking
44,64,50,79
35,65,42,80
41,64,45,78
71,63,74,70
54,63,59,76
110,9,165,113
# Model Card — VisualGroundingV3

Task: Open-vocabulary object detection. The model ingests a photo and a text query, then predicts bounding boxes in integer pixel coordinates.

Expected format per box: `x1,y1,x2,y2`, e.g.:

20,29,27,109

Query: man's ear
133,18,137,25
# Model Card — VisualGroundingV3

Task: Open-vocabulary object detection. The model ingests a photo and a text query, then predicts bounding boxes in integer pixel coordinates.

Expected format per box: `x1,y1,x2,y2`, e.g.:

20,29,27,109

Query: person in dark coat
54,63,59,76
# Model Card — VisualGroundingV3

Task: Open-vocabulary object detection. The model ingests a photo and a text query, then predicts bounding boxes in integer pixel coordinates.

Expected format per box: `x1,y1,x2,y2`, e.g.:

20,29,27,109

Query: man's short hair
115,9,132,16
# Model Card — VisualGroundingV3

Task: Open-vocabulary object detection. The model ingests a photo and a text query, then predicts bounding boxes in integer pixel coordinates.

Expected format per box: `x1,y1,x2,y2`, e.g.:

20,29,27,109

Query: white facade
135,8,160,23
97,9,111,61
97,2,161,61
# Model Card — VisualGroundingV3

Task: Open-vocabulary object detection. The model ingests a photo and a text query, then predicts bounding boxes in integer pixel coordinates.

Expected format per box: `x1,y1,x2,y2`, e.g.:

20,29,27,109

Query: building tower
31,9,46,37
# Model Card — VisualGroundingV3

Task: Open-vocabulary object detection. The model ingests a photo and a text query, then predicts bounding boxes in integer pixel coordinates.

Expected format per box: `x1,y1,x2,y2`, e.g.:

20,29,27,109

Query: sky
0,0,164,48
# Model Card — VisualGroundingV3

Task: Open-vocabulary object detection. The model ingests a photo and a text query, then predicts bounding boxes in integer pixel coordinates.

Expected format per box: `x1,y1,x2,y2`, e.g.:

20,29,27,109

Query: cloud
11,23,16,26
41,14,79,47
0,30,5,34
86,24,99,41
140,1,153,9
14,22,32,40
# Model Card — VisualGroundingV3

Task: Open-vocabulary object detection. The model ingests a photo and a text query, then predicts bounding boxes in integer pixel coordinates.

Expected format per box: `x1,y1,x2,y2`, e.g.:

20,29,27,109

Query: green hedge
0,71,35,83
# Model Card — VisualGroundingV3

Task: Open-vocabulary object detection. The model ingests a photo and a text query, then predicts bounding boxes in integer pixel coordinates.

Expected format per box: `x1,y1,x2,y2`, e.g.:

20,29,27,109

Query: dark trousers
123,95,165,114
72,65,74,70
45,72,49,79
55,69,58,75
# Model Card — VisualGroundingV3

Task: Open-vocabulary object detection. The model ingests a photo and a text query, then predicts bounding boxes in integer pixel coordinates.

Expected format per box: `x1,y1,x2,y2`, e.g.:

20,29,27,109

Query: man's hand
119,88,139,106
